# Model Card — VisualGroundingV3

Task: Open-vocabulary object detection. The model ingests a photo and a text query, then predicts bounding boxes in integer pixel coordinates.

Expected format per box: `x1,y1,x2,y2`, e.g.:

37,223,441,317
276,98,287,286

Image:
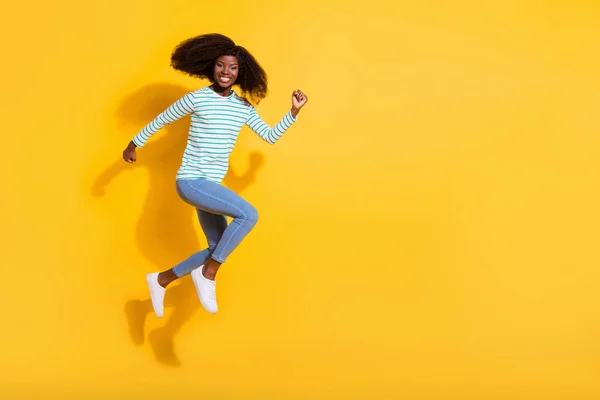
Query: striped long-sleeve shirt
132,86,298,183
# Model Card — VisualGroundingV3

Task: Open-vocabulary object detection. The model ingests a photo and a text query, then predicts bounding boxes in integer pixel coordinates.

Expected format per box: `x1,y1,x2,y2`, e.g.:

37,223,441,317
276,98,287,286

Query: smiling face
213,55,239,89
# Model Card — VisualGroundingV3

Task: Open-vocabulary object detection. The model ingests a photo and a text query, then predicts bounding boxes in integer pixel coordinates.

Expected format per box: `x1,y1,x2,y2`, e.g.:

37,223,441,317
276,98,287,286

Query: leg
157,210,227,287
177,178,258,314
176,178,259,277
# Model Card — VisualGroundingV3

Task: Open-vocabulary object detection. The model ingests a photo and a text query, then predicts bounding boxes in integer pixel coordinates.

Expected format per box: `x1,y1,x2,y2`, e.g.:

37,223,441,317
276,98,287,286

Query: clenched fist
123,141,137,163
291,90,308,117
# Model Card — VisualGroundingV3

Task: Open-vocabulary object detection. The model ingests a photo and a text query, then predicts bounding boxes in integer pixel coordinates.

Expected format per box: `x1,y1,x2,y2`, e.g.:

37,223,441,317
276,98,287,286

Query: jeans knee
244,205,259,226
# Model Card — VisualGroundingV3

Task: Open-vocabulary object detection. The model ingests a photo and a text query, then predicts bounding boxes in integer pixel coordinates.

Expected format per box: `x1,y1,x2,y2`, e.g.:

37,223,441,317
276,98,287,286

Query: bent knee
243,205,259,225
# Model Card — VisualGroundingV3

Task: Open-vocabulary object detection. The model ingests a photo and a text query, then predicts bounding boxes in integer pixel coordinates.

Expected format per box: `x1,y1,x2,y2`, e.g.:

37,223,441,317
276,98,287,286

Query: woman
122,33,308,317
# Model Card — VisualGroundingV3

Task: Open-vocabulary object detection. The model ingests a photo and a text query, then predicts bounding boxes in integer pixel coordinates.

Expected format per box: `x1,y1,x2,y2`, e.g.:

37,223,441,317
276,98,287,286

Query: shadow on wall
91,82,264,367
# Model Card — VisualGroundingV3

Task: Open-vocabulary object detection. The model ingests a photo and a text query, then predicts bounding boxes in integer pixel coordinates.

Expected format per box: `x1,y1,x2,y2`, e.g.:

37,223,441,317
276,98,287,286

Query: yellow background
2,0,600,398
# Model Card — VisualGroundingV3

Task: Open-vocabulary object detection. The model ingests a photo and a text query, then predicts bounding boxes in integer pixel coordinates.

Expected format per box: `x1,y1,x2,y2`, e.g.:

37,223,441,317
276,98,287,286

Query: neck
210,84,232,97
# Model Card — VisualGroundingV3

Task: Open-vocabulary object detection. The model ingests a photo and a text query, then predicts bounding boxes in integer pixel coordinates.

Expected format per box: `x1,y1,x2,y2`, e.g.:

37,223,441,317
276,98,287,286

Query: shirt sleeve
245,105,298,145
131,92,195,148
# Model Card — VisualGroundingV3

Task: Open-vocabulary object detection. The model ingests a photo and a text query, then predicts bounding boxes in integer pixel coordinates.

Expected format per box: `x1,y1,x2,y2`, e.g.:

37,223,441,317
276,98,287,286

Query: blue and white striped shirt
132,86,298,183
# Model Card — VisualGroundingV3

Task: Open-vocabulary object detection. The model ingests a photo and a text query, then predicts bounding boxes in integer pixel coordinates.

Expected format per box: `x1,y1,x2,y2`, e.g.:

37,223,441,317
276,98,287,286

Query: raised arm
245,89,308,145
123,92,195,163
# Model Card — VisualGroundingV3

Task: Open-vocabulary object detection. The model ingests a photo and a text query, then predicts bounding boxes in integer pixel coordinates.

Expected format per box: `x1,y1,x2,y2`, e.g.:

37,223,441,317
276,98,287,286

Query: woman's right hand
123,141,137,163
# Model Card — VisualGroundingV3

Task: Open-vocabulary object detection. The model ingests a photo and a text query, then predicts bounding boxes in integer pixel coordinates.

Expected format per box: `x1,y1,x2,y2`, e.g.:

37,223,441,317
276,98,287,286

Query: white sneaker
146,272,166,317
191,265,218,314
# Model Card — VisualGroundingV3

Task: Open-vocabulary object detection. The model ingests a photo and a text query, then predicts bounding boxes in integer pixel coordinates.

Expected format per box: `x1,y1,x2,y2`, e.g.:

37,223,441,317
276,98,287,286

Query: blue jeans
171,178,259,278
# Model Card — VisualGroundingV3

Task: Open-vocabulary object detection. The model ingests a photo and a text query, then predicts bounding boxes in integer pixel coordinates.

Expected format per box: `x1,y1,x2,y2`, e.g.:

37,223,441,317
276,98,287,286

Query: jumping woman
122,33,308,317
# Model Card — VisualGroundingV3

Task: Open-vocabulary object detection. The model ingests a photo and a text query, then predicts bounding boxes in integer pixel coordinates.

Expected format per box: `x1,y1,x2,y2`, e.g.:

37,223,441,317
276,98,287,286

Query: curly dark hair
170,33,268,105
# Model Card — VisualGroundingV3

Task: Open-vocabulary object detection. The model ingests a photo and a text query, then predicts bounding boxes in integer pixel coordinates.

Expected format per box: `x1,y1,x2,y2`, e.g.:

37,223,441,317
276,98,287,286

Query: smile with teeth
219,76,232,83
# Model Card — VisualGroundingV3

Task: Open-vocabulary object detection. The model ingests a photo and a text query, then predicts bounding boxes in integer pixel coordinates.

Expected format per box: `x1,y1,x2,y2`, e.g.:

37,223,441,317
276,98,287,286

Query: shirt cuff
132,136,144,148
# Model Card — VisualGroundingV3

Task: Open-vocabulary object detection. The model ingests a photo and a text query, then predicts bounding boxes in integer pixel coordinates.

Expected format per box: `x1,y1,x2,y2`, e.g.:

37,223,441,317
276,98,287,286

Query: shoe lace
208,282,216,301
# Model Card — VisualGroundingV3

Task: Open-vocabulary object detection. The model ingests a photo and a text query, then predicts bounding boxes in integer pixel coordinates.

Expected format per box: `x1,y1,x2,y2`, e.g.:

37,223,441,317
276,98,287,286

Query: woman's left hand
291,90,308,116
